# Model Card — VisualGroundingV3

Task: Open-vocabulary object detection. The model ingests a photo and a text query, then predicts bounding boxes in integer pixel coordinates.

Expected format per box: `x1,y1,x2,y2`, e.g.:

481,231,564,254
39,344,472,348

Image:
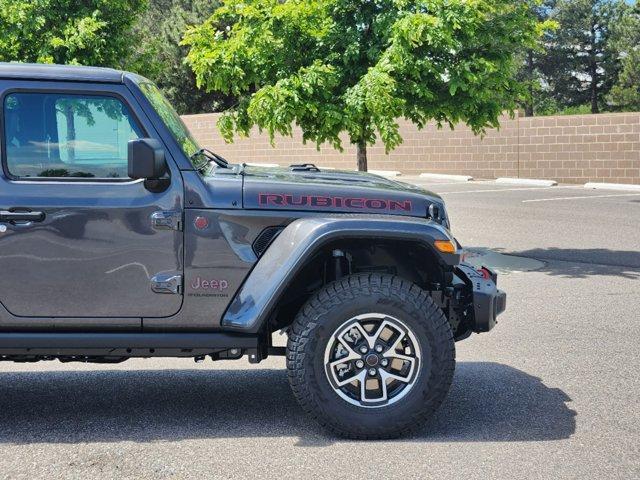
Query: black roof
0,63,124,83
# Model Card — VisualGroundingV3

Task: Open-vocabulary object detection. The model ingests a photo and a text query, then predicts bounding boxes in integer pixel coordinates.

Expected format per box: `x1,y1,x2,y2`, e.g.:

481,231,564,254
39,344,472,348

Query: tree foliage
546,0,626,113
516,0,558,116
184,0,542,170
608,1,640,110
515,0,640,115
129,0,235,114
0,0,147,66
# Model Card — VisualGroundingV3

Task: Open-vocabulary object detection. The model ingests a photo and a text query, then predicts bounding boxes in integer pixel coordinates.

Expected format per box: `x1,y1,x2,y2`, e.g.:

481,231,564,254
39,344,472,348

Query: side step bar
0,332,260,359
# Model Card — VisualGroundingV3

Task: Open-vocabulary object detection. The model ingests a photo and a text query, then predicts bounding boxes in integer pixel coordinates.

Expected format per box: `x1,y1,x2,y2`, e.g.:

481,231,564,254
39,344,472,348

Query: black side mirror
128,138,167,180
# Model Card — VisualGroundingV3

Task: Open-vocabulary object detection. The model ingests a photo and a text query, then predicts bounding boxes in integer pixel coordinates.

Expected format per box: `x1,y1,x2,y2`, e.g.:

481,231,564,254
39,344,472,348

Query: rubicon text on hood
258,193,412,211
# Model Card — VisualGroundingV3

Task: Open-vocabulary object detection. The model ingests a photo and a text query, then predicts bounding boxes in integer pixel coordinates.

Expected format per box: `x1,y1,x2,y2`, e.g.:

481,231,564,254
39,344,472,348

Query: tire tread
286,273,455,439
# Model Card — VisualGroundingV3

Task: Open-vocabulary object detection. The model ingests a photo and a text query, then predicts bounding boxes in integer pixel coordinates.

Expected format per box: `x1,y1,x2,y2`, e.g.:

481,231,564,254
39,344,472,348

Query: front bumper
455,263,506,333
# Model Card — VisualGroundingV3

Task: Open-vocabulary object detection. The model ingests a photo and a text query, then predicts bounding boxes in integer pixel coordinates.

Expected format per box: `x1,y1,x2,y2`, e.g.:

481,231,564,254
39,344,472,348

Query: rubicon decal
258,193,412,211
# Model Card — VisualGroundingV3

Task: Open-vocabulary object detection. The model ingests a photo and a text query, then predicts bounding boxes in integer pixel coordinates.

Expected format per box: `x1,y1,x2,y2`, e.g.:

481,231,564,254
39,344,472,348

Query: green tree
1,0,148,154
130,0,235,114
544,0,626,114
516,0,558,116
608,1,640,110
0,0,147,67
55,97,128,163
183,0,542,171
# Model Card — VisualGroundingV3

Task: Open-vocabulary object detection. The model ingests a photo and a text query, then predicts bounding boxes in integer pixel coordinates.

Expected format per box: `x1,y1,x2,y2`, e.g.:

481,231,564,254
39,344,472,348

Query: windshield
137,82,206,170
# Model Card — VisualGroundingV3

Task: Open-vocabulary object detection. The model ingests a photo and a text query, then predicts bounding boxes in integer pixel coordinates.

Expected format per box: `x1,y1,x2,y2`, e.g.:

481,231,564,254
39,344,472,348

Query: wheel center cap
365,354,379,367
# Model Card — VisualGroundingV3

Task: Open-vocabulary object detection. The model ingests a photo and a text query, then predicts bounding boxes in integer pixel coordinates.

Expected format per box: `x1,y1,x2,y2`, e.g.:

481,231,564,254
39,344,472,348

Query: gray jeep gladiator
0,63,505,439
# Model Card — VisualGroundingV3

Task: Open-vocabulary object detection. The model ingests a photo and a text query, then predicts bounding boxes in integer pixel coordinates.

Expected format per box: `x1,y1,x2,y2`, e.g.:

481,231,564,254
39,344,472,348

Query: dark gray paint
0,80,184,328
0,64,459,336
0,179,184,318
144,209,293,331
241,165,443,217
0,62,124,83
0,302,139,331
182,170,243,209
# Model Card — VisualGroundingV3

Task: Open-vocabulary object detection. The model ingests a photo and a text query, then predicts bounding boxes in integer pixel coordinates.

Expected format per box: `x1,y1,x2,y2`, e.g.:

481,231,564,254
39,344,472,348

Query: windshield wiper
190,148,230,169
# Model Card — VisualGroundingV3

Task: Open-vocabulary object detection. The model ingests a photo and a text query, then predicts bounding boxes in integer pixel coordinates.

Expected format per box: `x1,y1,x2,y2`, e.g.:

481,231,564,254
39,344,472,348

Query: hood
241,165,445,220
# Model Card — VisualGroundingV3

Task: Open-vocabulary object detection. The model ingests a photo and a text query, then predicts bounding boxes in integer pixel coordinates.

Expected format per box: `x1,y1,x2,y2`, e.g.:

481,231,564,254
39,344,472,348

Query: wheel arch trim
221,216,458,333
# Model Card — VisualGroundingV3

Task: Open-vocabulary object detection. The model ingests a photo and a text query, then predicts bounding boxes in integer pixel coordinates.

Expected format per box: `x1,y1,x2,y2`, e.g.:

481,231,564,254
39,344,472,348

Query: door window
3,92,143,179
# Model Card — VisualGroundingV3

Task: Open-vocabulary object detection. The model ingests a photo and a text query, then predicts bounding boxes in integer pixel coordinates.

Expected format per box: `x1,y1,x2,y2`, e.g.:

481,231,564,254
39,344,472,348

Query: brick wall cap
584,182,640,191
496,177,558,187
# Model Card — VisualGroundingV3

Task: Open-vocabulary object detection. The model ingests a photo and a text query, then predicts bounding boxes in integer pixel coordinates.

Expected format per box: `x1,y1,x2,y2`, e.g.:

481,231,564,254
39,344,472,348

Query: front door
0,85,184,323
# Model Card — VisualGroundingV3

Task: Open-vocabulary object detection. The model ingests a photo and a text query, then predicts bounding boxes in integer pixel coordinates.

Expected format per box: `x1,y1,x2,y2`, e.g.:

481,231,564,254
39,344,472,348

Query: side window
3,92,143,179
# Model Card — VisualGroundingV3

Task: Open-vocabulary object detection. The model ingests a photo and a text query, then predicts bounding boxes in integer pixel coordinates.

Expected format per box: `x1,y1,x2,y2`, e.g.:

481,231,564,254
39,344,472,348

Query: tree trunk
525,51,534,117
65,104,76,163
357,141,367,172
590,60,599,114
589,19,599,114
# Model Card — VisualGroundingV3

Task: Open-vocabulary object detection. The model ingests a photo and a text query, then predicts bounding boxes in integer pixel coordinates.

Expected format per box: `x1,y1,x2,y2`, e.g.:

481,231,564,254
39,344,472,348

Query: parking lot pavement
401,176,640,269
1,178,639,479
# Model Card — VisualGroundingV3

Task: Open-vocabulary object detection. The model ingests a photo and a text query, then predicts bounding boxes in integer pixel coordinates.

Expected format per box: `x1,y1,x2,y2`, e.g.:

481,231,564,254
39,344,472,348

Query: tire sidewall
296,284,452,434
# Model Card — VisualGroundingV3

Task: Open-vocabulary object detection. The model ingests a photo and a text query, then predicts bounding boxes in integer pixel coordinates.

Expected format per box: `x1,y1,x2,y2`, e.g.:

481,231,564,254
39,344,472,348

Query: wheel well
266,238,447,333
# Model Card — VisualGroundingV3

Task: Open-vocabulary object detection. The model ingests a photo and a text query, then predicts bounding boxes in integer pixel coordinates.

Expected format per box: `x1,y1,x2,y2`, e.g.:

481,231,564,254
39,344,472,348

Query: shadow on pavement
420,362,575,442
503,248,640,278
0,362,575,445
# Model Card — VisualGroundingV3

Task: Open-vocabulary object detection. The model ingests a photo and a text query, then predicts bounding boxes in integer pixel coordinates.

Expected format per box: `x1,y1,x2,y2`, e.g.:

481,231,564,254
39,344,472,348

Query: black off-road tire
286,274,455,439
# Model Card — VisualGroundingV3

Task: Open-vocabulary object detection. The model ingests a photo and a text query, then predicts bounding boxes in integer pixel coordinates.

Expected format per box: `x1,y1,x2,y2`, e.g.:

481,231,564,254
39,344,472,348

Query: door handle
0,210,46,223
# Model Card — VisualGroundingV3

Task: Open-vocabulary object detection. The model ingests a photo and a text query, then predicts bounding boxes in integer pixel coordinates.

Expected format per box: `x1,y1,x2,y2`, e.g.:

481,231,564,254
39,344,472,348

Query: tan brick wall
182,111,640,184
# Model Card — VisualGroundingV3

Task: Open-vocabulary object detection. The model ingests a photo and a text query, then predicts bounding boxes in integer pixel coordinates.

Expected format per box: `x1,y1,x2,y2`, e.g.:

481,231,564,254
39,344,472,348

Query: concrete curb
495,177,557,187
245,162,280,168
584,182,640,192
368,169,402,177
419,173,473,182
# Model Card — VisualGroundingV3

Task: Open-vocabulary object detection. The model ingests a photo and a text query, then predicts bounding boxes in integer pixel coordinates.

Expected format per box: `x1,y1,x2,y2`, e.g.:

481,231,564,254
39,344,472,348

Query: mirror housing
128,138,167,180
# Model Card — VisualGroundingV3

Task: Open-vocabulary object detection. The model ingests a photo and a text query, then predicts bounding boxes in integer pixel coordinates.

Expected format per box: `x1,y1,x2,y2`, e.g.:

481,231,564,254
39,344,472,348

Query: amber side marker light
434,240,457,254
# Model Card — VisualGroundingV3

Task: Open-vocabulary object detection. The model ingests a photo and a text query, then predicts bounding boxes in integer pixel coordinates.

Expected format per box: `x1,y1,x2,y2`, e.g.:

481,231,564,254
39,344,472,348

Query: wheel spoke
378,374,388,401
328,338,362,386
384,350,414,364
382,350,416,378
329,356,356,372
380,367,413,385
350,321,374,349
324,313,421,408
359,373,367,402
359,371,387,403
371,319,399,347
384,329,407,355
334,337,360,362
334,367,364,387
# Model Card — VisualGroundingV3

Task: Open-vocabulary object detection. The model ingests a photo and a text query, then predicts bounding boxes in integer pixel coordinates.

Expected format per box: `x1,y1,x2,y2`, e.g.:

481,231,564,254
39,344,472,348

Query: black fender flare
221,215,459,333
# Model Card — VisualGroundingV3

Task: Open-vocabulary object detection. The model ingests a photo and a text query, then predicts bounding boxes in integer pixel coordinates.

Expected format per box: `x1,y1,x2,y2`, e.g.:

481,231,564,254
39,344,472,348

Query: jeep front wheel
286,274,455,439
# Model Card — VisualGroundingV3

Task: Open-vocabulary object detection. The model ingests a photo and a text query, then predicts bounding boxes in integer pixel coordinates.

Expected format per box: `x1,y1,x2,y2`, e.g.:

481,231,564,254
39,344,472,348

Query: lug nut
355,360,364,369
381,358,389,367
368,368,377,376
359,345,368,354
375,345,383,353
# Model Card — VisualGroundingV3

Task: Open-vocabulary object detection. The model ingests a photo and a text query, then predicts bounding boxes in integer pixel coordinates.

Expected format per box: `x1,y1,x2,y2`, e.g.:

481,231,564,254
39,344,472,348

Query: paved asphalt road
1,177,639,479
